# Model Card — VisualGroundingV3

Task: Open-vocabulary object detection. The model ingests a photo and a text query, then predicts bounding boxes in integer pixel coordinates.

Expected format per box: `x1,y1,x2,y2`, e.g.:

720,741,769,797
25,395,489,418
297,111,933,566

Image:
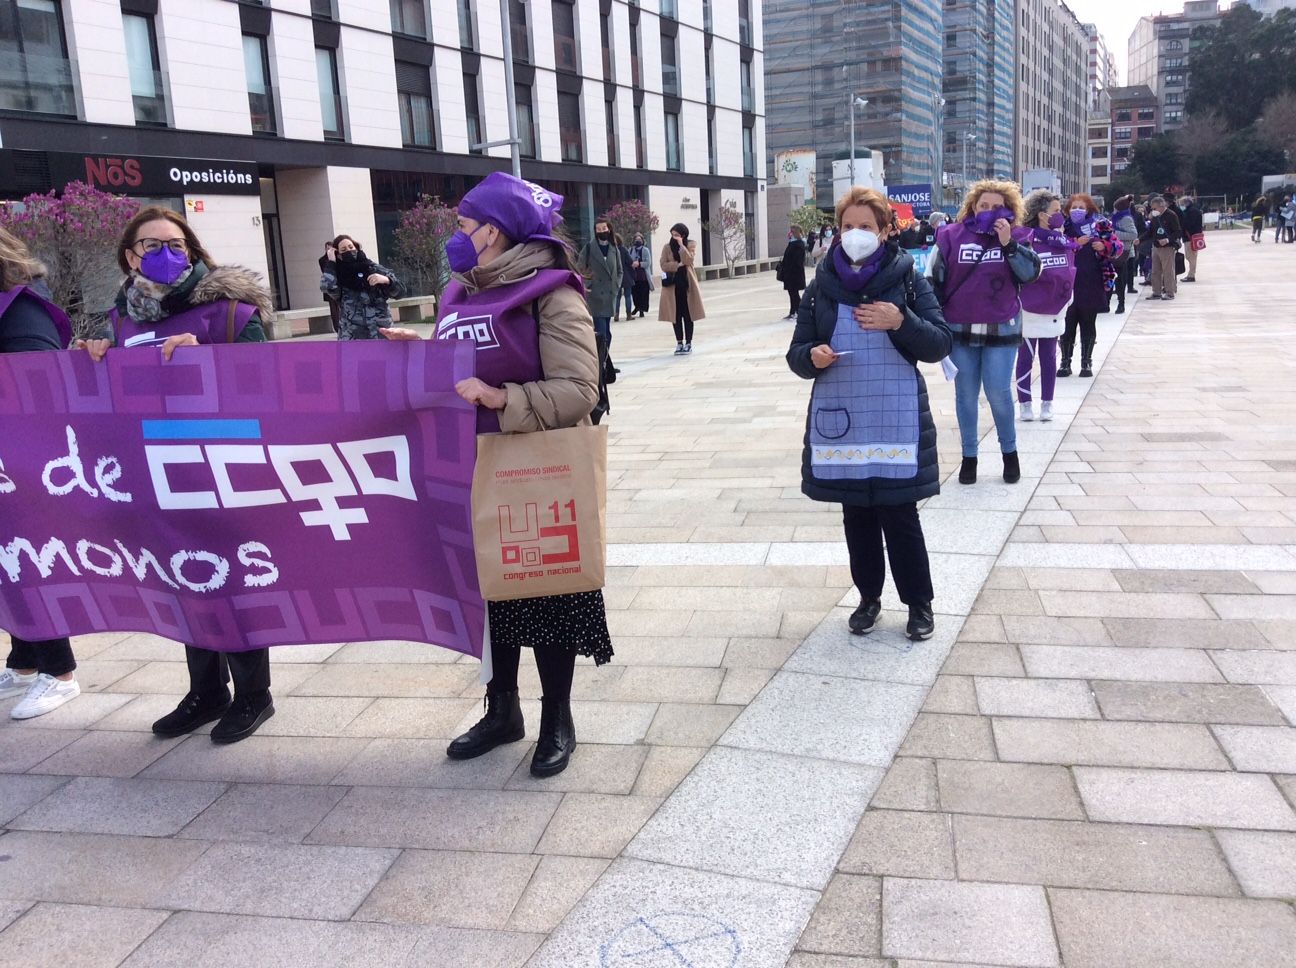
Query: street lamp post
961,132,977,200
470,0,523,176
848,94,868,187
932,94,946,206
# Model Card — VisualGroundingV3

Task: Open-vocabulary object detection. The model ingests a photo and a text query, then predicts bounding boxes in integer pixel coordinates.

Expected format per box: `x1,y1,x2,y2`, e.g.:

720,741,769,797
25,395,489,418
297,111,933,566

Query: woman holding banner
0,228,84,720
382,172,610,778
75,206,278,744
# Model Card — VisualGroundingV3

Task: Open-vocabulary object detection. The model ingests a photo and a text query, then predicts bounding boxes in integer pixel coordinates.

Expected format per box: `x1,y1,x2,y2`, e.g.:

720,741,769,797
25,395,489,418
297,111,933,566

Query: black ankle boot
531,697,576,777
849,597,882,635
1002,451,1021,484
959,456,977,485
1079,339,1095,378
1057,340,1073,377
907,603,935,641
446,688,525,760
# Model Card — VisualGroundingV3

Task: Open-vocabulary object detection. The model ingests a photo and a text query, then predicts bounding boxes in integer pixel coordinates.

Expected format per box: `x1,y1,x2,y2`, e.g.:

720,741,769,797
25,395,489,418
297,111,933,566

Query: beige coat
452,242,599,433
657,240,706,322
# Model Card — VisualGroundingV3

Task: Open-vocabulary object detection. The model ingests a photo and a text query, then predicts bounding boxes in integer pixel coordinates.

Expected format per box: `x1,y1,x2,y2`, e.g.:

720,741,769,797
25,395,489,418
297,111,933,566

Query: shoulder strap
225,300,238,343
904,266,918,310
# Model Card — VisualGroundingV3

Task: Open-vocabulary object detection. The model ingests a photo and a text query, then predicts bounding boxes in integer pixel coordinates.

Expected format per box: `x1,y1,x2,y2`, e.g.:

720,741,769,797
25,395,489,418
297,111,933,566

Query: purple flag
0,340,485,656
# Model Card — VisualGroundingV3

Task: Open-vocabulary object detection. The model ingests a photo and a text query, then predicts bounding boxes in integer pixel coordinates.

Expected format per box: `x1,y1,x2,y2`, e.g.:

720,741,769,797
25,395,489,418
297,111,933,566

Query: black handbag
662,271,676,286
775,261,785,282
1174,250,1186,275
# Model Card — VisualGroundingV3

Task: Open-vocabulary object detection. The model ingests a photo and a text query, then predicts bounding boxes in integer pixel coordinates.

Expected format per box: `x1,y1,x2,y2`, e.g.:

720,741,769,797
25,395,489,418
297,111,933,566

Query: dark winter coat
779,238,807,292
1179,203,1204,236
576,239,622,317
787,246,953,508
1141,208,1182,248
321,256,404,341
0,279,65,353
1066,223,1116,314
114,263,272,343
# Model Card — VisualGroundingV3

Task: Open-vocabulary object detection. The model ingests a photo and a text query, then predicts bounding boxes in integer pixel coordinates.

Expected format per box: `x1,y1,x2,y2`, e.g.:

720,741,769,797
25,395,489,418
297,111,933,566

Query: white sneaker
10,674,80,720
0,668,37,700
1019,402,1034,422
1040,401,1054,422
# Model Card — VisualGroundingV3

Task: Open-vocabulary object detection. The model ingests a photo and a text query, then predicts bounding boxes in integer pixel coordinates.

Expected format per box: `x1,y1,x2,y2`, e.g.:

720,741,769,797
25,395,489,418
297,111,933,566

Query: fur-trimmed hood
191,264,275,322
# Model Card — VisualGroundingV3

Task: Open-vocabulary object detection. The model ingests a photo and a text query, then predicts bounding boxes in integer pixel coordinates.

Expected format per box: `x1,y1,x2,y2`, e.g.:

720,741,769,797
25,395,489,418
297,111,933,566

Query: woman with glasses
75,205,278,744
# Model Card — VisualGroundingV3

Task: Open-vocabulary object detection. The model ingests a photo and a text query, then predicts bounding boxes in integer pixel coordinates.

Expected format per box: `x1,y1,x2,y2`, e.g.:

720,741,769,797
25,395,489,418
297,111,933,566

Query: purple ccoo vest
436,268,584,433
0,285,73,349
1018,229,1077,316
110,299,257,348
936,221,1033,326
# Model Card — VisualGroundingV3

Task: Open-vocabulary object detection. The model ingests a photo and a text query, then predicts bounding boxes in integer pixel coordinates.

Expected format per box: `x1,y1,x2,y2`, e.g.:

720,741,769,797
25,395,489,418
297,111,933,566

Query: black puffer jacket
787,245,952,507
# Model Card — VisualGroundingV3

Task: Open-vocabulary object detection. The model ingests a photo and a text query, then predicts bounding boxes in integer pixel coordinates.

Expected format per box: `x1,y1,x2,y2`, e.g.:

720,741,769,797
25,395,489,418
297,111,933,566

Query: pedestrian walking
1275,195,1293,243
1111,195,1139,304
786,187,952,642
1178,196,1204,281
1251,196,1268,242
1140,195,1182,301
1059,195,1122,378
1016,191,1075,422
381,172,609,778
1282,196,1296,243
75,206,277,743
321,235,404,340
659,223,705,355
0,227,82,721
628,233,653,318
929,179,1042,486
611,233,635,322
777,225,808,320
318,241,341,331
577,219,622,349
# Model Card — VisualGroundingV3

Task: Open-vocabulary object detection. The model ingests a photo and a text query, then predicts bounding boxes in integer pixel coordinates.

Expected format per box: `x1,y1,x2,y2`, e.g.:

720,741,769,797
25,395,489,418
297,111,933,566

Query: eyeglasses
131,238,188,255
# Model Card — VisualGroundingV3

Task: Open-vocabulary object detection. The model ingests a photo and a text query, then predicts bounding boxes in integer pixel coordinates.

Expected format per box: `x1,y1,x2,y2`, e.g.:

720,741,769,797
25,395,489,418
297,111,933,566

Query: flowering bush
602,199,659,246
393,194,459,298
703,200,751,273
0,181,139,336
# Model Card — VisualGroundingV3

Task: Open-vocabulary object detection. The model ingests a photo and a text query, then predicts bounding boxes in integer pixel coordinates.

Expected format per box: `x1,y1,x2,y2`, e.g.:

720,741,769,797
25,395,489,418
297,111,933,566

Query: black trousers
788,289,802,315
486,639,576,702
1063,305,1098,353
6,636,76,677
672,278,694,344
186,645,271,700
842,503,934,607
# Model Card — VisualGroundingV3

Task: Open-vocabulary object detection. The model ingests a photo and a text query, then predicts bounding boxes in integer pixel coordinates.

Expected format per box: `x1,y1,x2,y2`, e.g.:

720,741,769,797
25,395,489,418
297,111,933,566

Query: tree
1170,112,1229,188
602,199,659,246
702,200,750,274
1185,5,1296,131
788,203,830,237
1129,135,1182,194
1258,90,1296,167
392,194,458,298
0,180,139,337
1195,126,1287,198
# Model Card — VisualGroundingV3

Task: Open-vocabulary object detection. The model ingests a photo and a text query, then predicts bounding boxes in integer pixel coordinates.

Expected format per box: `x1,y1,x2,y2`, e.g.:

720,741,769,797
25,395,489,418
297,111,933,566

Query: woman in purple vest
1016,190,1077,423
929,180,1041,486
0,228,83,721
76,206,278,744
382,173,608,778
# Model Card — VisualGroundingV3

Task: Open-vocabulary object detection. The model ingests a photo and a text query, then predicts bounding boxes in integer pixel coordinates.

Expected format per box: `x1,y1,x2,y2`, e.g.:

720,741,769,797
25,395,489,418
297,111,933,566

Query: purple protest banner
0,339,485,657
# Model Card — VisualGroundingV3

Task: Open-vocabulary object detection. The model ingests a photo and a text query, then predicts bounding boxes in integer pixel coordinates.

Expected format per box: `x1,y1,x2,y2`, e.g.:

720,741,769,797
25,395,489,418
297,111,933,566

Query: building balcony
0,51,77,117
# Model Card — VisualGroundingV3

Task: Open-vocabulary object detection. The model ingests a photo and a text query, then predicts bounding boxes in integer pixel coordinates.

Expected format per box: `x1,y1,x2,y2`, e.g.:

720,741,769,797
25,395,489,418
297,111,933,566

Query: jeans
6,636,76,677
842,503,934,606
949,342,1018,458
593,315,612,349
613,284,634,317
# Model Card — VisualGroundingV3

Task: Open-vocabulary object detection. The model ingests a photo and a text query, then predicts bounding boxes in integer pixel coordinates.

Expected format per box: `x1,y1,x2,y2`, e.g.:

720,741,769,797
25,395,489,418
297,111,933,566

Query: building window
702,0,712,33
1137,125,1154,138
1165,57,1184,68
243,35,277,134
1113,126,1131,140
390,0,427,38
660,0,677,19
552,1,578,73
1091,164,1108,177
707,116,717,175
315,47,344,140
1165,110,1182,123
605,99,618,166
123,13,166,126
515,82,537,158
1165,92,1183,104
1088,126,1106,139
634,103,645,168
629,20,641,87
664,111,681,170
744,191,756,259
738,0,752,45
1164,39,1183,51
1091,145,1108,159
599,9,613,81
558,91,583,162
311,0,337,18
661,32,679,97
395,61,435,148
458,0,475,49
509,0,530,62
705,47,714,103
1138,108,1155,120
1114,145,1129,159
464,72,482,152
1114,109,1130,122
742,124,755,178
0,0,76,116
1165,73,1184,86
741,57,754,113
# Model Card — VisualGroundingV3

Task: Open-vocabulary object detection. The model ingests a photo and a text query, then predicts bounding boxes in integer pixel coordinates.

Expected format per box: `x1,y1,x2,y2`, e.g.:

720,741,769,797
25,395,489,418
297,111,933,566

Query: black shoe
1163,293,1174,301
1079,364,1094,378
1056,364,1072,377
1127,286,1138,293
1182,276,1195,282
959,456,977,485
849,597,883,635
906,604,935,641
152,690,231,738
531,697,575,777
447,688,525,760
210,691,274,744
1002,451,1021,484
1115,302,1125,314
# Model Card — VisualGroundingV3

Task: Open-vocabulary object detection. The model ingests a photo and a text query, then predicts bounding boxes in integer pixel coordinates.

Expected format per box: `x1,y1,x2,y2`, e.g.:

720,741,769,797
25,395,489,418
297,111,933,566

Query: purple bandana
458,172,565,245
832,243,885,291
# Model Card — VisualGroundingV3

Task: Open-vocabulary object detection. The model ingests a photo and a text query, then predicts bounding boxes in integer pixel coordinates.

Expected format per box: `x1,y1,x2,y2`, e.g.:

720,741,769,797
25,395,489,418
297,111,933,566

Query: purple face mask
139,246,190,286
1069,208,1088,224
971,206,1014,235
1047,212,1066,229
445,226,485,273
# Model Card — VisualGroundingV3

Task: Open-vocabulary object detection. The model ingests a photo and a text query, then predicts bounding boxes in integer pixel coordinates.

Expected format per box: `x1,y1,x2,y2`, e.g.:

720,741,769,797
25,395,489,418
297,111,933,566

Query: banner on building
0,341,485,656
887,184,934,221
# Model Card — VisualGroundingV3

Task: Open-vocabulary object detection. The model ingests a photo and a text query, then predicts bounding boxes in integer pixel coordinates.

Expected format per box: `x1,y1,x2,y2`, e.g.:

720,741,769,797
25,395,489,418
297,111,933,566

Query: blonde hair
0,225,46,292
835,187,893,231
956,179,1026,225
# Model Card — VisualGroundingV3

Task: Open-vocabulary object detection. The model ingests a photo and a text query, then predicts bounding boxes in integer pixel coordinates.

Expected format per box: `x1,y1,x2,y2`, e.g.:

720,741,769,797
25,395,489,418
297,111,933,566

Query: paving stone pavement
2,231,1294,967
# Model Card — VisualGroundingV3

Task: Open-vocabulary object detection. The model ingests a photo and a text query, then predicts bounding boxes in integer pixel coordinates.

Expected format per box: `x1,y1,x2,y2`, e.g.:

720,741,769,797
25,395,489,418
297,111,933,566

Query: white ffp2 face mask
840,228,880,263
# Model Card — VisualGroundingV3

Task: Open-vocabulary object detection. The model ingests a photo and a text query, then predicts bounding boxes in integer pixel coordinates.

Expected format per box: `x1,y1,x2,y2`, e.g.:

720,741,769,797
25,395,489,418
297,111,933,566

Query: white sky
1064,0,1237,80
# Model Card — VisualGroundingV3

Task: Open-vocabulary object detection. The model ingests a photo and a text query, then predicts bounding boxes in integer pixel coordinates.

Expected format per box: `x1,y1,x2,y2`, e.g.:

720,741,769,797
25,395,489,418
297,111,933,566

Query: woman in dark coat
1059,193,1121,379
321,234,404,341
787,188,952,642
779,226,808,320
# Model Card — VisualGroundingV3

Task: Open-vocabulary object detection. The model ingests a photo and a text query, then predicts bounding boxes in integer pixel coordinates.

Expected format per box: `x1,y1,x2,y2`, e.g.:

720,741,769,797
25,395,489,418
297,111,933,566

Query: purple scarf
832,243,885,291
